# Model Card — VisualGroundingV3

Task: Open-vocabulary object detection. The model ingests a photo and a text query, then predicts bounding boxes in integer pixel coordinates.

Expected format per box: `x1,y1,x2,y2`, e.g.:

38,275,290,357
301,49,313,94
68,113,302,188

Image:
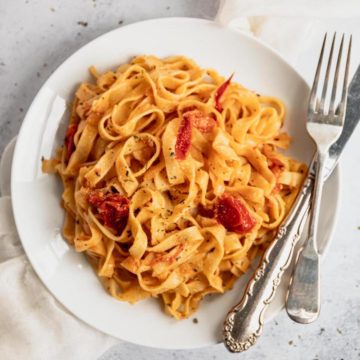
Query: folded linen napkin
0,140,118,360
216,0,360,65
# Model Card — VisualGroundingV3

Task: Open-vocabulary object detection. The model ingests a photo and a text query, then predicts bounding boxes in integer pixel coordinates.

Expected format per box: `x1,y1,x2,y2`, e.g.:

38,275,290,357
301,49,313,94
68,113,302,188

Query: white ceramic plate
11,18,340,349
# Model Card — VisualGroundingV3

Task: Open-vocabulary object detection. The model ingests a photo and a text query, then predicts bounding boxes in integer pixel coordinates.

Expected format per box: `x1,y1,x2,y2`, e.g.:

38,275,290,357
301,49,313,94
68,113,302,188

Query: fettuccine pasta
43,55,307,319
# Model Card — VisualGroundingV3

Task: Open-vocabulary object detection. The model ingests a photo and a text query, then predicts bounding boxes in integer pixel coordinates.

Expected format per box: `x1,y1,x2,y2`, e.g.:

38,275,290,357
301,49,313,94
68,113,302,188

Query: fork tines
309,33,352,121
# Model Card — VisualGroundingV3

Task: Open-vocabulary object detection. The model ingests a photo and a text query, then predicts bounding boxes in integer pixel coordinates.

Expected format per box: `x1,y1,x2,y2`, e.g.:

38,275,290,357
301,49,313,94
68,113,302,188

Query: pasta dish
43,55,306,319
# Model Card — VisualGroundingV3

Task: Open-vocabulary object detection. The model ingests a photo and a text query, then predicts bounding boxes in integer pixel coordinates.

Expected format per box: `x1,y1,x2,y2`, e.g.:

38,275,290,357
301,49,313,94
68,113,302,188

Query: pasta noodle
43,55,307,319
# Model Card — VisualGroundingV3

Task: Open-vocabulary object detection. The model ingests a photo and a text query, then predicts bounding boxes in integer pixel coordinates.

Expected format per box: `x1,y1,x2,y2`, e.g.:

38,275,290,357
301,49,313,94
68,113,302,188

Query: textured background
1,1,360,359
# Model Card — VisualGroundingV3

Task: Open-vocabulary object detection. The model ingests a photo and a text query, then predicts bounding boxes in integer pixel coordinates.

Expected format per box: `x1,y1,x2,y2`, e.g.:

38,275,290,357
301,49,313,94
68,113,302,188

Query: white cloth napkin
1,1,358,359
216,0,360,65
0,140,118,360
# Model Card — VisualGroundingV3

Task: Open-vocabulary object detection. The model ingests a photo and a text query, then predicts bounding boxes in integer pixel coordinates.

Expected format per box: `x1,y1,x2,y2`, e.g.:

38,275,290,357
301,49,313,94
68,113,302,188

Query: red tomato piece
175,114,192,160
88,191,129,233
184,110,217,134
215,194,256,233
88,191,105,208
175,109,217,160
64,123,78,162
214,74,233,112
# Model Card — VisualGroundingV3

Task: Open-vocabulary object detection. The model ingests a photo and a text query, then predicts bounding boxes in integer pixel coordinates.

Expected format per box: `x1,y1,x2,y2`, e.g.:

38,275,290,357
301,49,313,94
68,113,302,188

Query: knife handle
223,175,313,352
286,235,320,323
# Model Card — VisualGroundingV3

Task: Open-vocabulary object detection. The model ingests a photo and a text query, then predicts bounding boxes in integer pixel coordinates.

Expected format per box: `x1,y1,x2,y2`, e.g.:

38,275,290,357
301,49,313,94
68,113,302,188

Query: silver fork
286,33,352,324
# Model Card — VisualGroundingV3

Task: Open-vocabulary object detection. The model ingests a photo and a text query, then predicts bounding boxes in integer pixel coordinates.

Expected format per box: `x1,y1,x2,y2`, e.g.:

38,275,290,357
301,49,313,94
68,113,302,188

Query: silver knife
223,65,360,353
286,63,360,322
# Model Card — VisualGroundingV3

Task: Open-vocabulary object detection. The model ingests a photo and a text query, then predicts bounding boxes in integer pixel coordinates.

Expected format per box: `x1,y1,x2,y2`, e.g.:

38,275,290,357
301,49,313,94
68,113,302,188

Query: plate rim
10,17,341,349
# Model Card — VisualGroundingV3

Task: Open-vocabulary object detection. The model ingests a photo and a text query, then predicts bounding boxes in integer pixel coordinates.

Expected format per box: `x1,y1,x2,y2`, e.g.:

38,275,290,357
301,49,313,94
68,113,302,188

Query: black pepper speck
77,21,88,27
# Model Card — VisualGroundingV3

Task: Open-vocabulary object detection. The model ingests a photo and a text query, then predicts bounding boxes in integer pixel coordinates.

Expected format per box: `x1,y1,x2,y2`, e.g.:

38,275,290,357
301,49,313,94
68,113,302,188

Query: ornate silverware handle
223,174,314,352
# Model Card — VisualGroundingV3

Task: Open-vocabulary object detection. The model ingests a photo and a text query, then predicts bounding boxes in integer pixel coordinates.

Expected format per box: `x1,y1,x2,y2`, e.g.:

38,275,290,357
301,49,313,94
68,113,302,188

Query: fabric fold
0,142,118,360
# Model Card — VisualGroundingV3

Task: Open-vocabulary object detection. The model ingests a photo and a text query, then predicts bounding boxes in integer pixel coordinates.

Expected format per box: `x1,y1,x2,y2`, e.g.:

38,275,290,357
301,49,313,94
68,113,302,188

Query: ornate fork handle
223,172,315,353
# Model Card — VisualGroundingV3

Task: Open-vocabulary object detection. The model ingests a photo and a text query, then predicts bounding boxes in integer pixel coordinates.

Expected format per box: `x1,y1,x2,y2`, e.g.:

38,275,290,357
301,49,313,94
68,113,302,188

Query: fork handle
223,174,313,352
286,151,327,323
